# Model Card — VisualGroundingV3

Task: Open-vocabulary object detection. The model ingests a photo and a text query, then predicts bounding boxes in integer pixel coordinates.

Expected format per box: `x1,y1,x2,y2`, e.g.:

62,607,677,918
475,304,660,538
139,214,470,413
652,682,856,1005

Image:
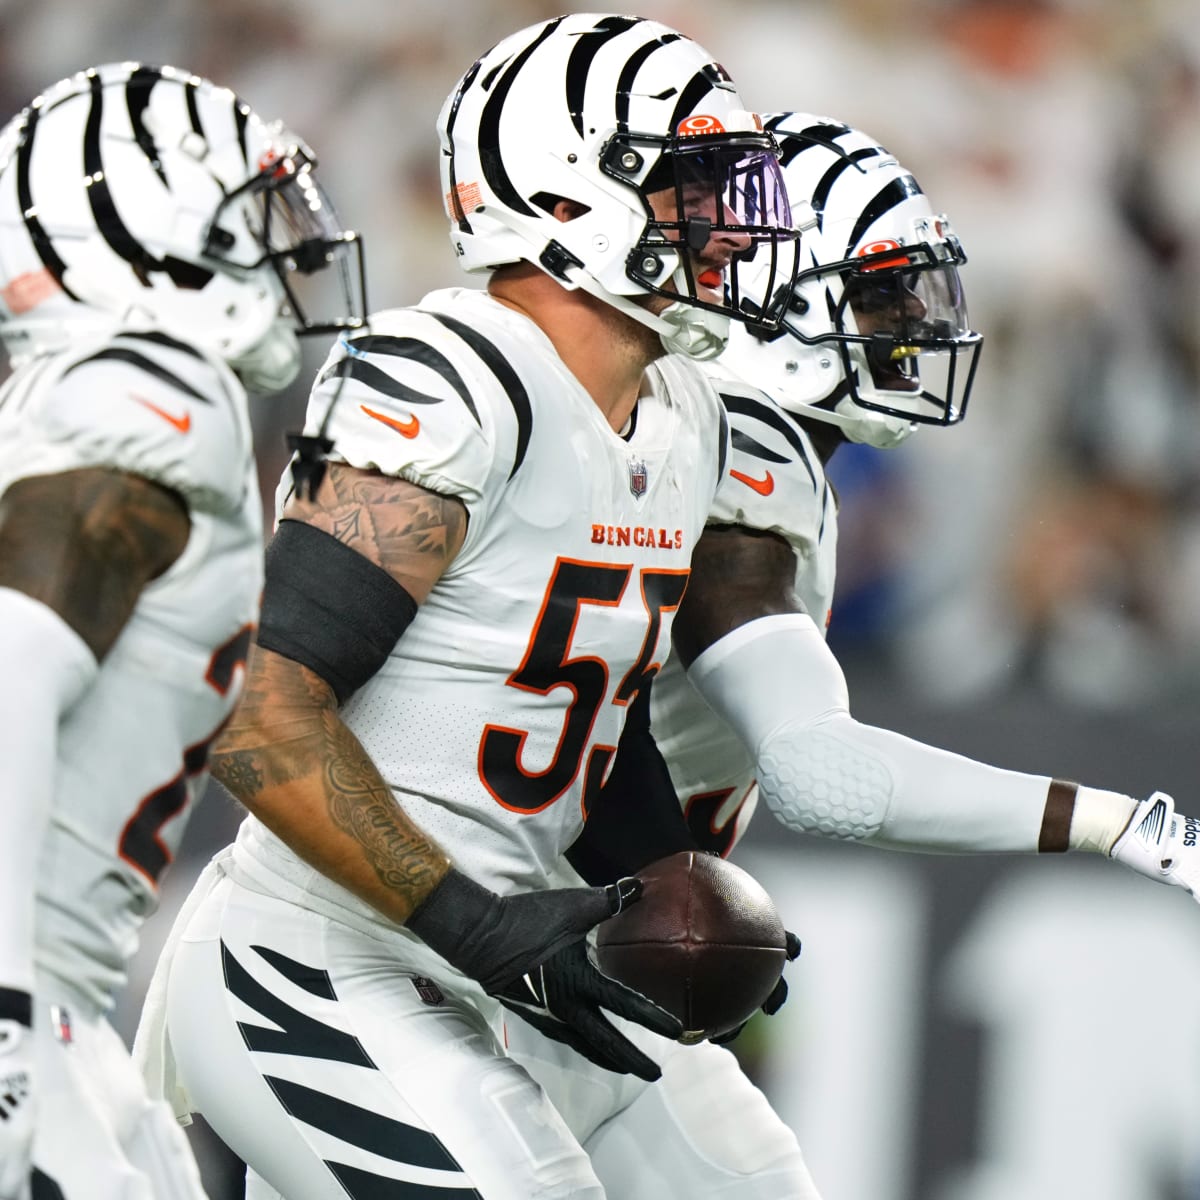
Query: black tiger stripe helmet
720,113,982,447
438,13,805,361
0,63,367,390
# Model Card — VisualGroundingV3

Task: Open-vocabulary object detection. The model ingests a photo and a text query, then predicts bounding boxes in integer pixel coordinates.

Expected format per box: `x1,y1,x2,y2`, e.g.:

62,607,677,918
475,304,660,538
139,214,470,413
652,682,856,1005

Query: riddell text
591,524,684,550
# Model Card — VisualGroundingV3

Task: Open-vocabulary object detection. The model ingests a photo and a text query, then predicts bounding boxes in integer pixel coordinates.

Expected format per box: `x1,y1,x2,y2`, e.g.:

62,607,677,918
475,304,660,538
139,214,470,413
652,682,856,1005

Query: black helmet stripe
183,78,204,136
810,147,882,231
83,72,214,290
843,175,921,257
565,14,642,137
478,17,566,218
665,67,719,138
125,66,167,186
233,100,249,168
614,33,682,132
773,122,852,168
444,58,482,234
14,105,80,301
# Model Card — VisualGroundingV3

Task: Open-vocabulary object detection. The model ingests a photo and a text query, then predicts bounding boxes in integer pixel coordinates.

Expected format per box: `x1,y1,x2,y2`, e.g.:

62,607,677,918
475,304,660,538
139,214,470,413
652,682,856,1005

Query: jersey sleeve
296,307,515,523
7,331,251,516
707,381,831,559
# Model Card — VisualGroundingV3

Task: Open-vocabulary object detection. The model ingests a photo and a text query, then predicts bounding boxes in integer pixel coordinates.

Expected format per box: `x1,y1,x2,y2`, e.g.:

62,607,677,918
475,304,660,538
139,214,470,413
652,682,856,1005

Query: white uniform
505,384,833,1200
145,289,816,1199
651,381,838,854
0,327,262,1198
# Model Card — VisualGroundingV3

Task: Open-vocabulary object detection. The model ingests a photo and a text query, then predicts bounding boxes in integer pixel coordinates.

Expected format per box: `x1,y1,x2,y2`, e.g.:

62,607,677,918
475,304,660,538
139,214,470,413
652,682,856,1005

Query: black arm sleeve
566,683,701,885
257,519,418,704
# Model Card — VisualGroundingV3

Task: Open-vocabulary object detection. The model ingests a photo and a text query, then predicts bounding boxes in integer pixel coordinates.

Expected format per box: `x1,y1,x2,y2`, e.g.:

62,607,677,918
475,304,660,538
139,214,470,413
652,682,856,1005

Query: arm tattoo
210,645,450,919
283,462,467,601
323,717,447,901
0,468,189,659
673,523,804,667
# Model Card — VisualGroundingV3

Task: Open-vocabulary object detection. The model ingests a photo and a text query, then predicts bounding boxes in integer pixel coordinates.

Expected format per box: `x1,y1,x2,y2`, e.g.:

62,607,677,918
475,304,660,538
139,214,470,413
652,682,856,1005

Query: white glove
1110,792,1200,900
0,1018,33,1199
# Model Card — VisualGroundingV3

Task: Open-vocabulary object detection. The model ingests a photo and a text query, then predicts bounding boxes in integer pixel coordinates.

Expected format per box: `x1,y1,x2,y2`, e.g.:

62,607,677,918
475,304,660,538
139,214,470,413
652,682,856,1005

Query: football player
134,14,820,1200
663,115,1199,903
540,115,1200,1199
0,63,365,1199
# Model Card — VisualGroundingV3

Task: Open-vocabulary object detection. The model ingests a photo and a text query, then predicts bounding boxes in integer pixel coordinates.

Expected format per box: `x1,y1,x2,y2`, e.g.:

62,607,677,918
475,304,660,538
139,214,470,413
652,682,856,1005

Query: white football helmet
437,13,804,360
0,63,367,391
718,113,982,447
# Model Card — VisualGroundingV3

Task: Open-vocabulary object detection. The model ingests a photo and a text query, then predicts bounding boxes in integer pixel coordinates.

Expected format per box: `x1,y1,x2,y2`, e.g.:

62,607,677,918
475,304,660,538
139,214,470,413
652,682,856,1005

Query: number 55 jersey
232,287,732,922
0,329,263,1012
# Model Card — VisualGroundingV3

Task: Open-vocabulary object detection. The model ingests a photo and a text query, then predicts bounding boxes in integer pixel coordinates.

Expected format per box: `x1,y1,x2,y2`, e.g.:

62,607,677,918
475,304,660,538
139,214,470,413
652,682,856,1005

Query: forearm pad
687,614,1095,853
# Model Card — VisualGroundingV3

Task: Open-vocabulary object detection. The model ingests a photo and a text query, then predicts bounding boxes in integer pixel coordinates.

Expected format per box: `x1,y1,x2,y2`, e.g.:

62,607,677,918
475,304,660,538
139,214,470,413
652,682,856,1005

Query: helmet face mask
797,221,980,431
204,135,368,342
613,129,798,328
0,63,366,389
438,14,804,359
718,114,983,447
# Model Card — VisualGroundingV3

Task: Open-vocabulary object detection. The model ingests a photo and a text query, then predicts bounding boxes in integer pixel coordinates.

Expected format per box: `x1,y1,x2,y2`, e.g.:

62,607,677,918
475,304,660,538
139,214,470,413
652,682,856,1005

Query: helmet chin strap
566,265,730,361
799,394,916,449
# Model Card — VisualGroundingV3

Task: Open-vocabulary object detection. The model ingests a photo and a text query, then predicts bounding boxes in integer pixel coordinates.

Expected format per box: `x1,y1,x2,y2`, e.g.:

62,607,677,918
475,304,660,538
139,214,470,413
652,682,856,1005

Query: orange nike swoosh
131,394,190,433
730,468,775,496
360,404,419,438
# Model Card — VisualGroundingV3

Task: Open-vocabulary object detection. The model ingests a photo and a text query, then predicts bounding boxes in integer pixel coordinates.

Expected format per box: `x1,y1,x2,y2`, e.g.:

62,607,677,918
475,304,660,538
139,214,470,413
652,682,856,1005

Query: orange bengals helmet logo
856,239,911,270
677,114,725,136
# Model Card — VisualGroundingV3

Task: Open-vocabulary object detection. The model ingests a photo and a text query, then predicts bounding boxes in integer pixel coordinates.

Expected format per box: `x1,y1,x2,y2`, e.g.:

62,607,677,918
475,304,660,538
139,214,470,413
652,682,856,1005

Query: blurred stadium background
5,0,1200,1196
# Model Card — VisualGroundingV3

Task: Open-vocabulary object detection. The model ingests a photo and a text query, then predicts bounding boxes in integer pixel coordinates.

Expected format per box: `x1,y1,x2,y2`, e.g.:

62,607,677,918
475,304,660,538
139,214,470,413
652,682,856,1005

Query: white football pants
31,975,207,1200
161,873,820,1199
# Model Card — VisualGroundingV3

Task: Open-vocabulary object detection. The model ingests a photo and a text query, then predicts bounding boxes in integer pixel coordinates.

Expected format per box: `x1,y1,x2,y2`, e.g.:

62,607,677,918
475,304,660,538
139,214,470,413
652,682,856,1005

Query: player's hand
1110,792,1200,900
407,868,682,1079
710,930,802,1046
0,1016,34,1199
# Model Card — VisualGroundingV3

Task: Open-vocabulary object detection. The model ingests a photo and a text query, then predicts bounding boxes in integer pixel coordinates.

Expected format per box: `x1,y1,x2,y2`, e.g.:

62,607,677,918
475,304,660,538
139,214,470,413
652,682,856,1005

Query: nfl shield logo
628,458,648,499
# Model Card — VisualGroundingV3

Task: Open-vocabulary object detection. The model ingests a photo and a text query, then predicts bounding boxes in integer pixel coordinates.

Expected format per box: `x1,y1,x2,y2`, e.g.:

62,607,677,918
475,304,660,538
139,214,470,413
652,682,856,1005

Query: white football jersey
234,287,731,920
0,328,262,1011
649,381,839,854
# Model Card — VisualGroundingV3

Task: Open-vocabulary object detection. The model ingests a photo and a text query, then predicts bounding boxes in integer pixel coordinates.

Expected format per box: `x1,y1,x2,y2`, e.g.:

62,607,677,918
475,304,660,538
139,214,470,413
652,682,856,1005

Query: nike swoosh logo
360,404,419,438
730,468,775,496
131,394,190,433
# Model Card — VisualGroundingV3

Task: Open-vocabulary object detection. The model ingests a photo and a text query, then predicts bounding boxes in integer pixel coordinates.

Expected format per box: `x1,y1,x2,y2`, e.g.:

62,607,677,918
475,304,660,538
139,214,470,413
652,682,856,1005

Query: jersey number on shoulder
118,625,253,885
479,558,689,814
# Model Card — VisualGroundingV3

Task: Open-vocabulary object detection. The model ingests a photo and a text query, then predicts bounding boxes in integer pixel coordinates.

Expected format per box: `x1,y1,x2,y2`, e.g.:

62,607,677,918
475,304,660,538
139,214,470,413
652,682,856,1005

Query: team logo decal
856,239,910,270
50,1004,72,1045
628,458,648,499
678,114,725,136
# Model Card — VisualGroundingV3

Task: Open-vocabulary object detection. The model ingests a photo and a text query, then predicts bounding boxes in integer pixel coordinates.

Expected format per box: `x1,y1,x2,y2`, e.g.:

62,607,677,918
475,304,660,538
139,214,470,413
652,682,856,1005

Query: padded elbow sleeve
687,614,1055,852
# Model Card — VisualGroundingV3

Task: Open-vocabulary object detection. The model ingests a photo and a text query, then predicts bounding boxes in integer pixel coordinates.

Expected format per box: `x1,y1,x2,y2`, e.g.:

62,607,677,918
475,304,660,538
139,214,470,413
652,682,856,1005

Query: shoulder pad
303,306,538,509
5,330,251,515
708,381,831,554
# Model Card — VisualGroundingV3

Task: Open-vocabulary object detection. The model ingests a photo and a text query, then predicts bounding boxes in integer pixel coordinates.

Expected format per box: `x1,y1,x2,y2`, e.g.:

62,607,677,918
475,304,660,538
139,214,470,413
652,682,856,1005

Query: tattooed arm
0,467,188,1098
0,467,190,656
210,463,466,924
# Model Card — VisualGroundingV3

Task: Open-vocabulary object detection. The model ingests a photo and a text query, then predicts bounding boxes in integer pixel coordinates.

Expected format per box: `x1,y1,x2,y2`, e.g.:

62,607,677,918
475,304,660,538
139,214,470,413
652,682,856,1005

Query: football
595,850,788,1042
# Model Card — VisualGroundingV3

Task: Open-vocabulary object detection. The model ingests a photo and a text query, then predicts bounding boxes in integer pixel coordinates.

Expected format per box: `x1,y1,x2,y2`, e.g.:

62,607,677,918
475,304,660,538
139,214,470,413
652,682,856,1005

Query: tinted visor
609,130,803,329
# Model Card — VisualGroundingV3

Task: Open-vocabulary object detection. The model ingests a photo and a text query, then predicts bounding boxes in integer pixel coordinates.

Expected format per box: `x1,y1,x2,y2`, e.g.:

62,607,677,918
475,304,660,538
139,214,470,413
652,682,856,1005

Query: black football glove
710,930,802,1046
407,867,682,1080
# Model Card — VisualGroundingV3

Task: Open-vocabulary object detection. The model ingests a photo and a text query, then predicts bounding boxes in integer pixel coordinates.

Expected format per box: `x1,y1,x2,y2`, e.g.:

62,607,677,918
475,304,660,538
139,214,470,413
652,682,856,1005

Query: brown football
595,850,788,1041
